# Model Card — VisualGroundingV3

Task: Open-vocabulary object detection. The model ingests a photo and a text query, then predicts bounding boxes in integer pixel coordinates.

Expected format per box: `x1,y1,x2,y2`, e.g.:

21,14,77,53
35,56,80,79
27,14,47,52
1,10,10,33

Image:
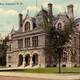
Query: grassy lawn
0,67,80,73
0,66,6,68
61,67,80,73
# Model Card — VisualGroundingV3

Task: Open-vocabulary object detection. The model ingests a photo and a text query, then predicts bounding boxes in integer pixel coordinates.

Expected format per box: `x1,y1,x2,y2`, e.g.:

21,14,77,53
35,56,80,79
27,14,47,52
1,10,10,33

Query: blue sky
0,0,80,38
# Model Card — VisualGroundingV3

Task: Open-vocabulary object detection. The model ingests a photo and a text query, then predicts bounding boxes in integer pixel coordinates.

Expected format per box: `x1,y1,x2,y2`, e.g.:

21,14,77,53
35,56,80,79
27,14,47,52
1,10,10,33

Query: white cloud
43,0,49,2
0,9,18,15
42,1,65,13
42,0,79,14
43,2,48,8
22,6,40,14
0,32,9,39
53,3,79,14
54,3,65,13
6,9,18,15
42,0,49,8
26,6,40,11
0,0,20,2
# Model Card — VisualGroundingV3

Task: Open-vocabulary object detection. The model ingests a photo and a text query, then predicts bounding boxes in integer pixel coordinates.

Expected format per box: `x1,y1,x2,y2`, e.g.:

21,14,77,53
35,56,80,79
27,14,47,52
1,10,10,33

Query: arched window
25,54,30,66
57,23,62,30
18,54,23,66
25,22,30,32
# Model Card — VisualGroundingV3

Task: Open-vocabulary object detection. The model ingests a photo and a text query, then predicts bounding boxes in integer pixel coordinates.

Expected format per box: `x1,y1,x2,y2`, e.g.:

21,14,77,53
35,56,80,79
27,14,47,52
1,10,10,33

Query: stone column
67,49,72,67
30,37,32,47
30,55,33,67
40,52,46,68
23,55,25,67
6,54,9,67
23,38,25,48
38,54,41,67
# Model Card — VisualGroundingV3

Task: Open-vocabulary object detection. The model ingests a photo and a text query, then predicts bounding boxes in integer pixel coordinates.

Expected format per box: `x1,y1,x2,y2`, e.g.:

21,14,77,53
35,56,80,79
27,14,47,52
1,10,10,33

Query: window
8,44,11,51
32,36,38,47
25,22,30,32
33,23,36,29
8,55,11,63
57,23,62,30
10,44,11,51
18,39,23,49
25,38,30,47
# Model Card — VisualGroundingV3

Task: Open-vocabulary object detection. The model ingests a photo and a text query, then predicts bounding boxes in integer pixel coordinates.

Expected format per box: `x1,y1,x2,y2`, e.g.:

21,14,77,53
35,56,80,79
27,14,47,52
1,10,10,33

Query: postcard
0,0,80,80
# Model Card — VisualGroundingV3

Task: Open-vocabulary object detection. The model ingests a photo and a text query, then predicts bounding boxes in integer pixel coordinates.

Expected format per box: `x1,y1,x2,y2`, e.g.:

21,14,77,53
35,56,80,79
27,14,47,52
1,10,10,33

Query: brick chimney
48,3,53,16
19,13,23,30
67,4,74,19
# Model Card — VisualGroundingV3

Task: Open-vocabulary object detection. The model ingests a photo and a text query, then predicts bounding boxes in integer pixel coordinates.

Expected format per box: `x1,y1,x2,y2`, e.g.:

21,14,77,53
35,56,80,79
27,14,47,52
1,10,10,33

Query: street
0,72,80,80
0,76,52,80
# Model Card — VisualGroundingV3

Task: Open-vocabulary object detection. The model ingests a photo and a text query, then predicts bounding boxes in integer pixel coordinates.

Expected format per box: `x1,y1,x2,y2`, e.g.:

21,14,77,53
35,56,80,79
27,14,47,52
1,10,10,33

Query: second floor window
9,44,11,51
25,38,30,48
32,36,38,47
18,39,23,49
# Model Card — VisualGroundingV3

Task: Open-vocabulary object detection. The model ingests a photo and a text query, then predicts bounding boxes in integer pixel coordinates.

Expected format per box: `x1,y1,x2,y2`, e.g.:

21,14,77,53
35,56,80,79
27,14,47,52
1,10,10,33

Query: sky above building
0,0,80,38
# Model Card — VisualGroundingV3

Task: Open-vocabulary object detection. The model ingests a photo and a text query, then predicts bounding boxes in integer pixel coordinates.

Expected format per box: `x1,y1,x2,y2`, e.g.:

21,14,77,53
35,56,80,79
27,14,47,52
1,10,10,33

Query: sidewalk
0,72,80,80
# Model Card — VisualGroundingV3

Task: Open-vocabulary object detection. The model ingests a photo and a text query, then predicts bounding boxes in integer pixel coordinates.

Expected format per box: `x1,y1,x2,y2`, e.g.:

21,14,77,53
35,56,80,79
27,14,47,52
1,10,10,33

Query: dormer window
33,23,36,29
25,22,30,32
57,23,62,30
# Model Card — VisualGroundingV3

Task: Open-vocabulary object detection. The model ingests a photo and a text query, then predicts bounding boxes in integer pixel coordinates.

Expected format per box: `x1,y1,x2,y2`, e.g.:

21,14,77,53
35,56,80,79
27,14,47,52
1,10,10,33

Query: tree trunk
59,52,61,73
58,48,61,73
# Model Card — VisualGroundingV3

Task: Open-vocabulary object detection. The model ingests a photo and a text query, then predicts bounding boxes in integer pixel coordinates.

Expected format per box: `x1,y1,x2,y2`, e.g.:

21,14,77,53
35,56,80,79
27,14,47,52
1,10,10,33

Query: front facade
6,3,80,68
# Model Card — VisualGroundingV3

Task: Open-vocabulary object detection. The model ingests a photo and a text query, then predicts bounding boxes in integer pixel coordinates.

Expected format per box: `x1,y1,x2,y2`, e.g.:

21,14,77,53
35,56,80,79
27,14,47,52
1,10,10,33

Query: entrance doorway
25,54,30,66
32,53,38,66
18,54,23,66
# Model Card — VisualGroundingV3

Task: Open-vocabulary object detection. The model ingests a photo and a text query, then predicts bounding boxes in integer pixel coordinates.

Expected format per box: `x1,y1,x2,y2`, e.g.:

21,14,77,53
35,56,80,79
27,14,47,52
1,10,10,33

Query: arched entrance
32,53,38,66
18,54,23,66
25,54,30,66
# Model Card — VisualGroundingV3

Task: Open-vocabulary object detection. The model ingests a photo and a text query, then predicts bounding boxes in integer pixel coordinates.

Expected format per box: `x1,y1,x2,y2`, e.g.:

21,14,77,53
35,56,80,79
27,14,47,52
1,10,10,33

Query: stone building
6,3,80,68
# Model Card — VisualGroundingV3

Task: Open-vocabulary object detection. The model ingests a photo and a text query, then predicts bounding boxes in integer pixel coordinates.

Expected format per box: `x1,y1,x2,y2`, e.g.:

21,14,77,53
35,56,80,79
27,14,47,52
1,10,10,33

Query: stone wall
6,49,46,68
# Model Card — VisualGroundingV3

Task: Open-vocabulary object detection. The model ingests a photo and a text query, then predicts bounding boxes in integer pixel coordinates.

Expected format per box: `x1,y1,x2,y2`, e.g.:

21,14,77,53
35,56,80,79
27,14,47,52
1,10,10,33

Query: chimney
48,3,53,16
67,4,74,19
19,13,23,29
